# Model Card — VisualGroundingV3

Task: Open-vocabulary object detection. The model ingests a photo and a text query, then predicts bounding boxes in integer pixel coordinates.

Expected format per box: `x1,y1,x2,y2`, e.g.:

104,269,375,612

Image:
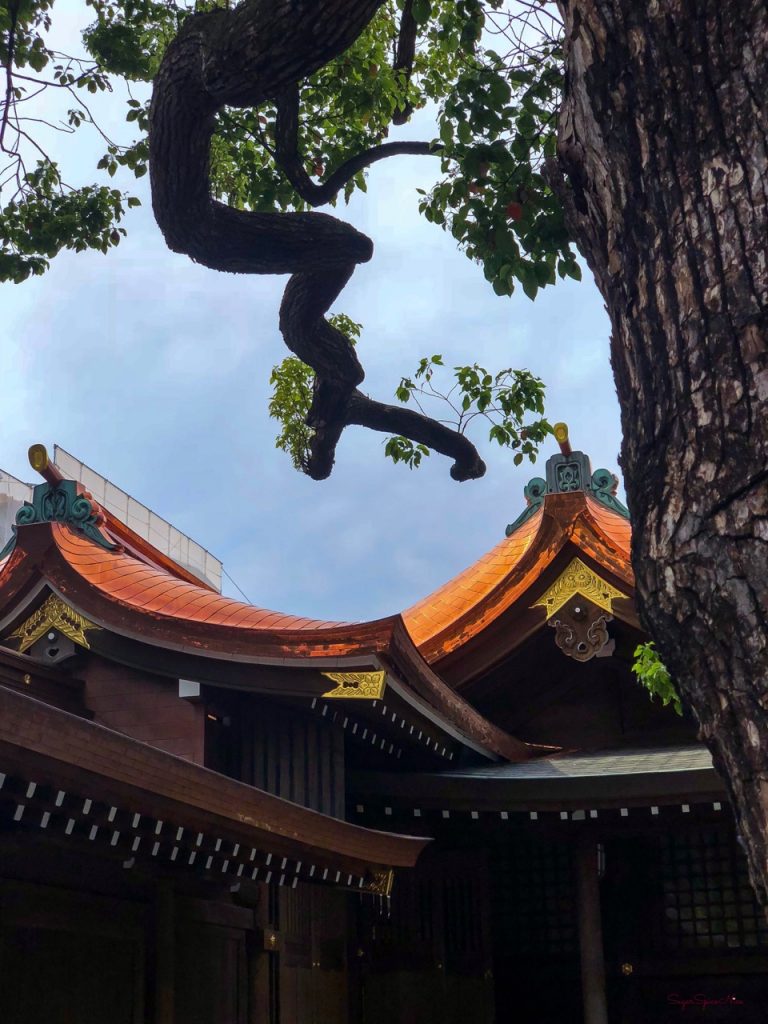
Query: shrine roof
0,447,533,763
402,426,634,664
54,521,348,633
351,745,724,813
440,745,713,779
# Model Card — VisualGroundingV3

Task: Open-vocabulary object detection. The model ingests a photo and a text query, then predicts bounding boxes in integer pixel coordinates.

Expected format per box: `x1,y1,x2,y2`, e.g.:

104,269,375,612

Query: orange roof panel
584,495,632,560
401,491,635,663
52,523,351,633
402,508,548,652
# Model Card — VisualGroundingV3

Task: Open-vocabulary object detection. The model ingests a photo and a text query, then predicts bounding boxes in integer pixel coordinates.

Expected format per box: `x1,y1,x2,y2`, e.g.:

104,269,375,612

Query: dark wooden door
438,850,495,1024
0,880,144,1024
175,921,248,1024
354,849,494,1024
490,835,581,1024
280,884,348,1024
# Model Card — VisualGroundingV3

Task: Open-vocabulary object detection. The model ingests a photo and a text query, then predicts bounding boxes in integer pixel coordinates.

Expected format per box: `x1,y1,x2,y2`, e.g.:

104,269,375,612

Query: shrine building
0,431,763,1024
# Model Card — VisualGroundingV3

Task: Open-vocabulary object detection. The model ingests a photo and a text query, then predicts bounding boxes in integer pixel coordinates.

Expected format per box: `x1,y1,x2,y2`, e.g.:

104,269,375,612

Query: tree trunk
554,0,768,903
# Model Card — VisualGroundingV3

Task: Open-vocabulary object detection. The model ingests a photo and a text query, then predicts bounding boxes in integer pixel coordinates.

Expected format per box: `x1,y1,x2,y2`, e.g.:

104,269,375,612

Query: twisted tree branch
347,392,487,480
274,83,436,207
392,0,417,124
149,0,486,481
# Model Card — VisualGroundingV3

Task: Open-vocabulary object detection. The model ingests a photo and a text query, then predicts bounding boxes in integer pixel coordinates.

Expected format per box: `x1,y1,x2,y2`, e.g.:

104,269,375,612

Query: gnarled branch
392,0,417,124
274,83,435,207
149,0,486,482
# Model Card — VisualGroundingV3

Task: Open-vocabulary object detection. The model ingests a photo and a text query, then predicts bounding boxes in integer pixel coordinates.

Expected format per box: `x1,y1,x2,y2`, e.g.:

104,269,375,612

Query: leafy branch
388,354,550,468
0,0,147,281
269,323,551,473
632,641,682,716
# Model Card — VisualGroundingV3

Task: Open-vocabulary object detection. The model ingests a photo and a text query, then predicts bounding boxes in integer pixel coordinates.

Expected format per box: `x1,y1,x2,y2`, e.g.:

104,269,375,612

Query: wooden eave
0,522,534,763
0,684,428,881
350,758,725,814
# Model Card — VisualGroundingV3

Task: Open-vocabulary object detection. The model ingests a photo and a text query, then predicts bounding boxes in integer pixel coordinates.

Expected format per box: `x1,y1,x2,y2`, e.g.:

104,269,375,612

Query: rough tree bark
553,0,768,903
148,0,768,903
148,0,485,482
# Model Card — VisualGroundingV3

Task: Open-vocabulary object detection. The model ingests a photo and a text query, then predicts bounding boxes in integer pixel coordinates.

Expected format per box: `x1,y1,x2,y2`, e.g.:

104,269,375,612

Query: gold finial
28,444,49,474
553,422,572,456
28,444,64,486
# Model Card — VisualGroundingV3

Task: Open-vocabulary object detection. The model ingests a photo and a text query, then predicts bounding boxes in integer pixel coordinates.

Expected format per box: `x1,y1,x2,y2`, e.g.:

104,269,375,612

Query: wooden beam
0,685,428,874
576,840,608,1024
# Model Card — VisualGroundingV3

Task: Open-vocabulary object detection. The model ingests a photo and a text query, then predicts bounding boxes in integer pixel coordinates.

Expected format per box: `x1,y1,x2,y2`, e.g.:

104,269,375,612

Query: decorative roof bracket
532,556,627,618
321,670,387,699
506,424,629,536
0,445,118,560
8,592,100,652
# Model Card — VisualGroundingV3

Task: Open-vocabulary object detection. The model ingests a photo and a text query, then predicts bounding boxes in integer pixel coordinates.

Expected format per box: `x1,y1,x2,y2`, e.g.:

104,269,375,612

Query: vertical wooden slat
287,715,295,803
259,712,269,793
330,725,345,819
319,726,332,816
248,892,270,1024
267,708,279,797
576,840,609,1024
240,702,253,786
279,714,291,802
306,721,319,811
293,719,307,808
153,883,175,1024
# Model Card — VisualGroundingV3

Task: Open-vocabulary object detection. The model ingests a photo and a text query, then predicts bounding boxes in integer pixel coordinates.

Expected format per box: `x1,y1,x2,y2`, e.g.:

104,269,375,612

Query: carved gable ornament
9,594,100,653
532,558,627,662
320,670,387,700
532,557,626,618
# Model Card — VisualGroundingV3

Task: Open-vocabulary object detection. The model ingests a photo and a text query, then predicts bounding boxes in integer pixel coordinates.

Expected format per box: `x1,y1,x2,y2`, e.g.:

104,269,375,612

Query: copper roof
0,520,533,762
402,490,634,664
56,522,347,632
403,508,546,651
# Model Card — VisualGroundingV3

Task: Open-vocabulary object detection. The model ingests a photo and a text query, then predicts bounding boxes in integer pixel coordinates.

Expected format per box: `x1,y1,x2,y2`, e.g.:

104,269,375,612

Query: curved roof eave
0,522,537,763
401,491,636,665
0,682,428,875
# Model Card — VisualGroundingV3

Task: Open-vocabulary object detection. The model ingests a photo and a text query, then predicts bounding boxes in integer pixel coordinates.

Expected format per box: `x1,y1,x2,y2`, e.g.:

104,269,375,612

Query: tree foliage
632,641,682,717
1,0,569,470
269,337,550,472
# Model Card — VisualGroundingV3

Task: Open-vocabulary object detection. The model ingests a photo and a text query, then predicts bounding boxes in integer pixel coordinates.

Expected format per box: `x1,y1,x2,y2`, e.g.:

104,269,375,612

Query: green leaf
632,642,682,716
412,0,432,26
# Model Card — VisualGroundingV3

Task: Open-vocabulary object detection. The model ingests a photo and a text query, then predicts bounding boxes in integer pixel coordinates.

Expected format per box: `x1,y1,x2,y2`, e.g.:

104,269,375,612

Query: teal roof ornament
505,423,630,536
0,445,119,561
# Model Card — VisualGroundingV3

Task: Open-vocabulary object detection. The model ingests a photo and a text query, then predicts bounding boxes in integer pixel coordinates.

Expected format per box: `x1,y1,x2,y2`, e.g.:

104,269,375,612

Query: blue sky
2,5,621,621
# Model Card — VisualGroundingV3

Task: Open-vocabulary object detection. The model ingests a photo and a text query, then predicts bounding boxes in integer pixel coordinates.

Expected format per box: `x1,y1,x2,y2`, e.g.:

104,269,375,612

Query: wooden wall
83,654,205,763
0,878,146,1024
353,848,495,1024
207,695,345,818
0,864,356,1024
278,885,349,1024
0,842,265,1024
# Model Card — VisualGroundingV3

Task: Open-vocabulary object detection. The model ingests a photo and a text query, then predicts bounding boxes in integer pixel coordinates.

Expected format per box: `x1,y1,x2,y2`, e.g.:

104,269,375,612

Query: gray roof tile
443,745,713,780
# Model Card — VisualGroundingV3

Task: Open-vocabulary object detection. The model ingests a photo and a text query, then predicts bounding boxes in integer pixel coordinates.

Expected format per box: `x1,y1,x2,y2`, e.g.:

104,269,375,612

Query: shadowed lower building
0,434,763,1023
